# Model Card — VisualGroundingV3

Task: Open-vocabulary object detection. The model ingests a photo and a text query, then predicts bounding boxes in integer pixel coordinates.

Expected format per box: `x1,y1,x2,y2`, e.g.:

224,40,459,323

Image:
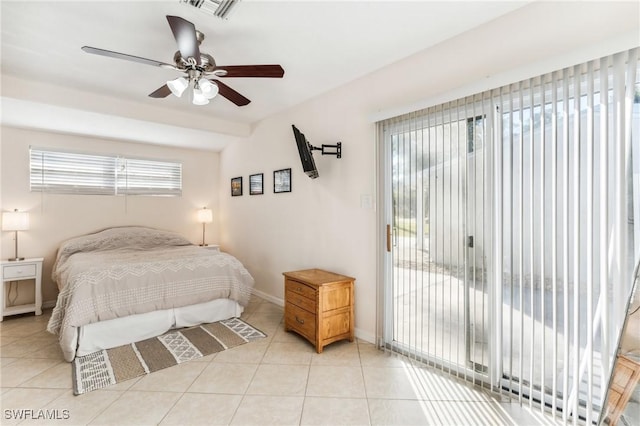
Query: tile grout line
156,358,214,425
357,338,374,426
12,359,65,388
229,299,275,426
85,386,128,425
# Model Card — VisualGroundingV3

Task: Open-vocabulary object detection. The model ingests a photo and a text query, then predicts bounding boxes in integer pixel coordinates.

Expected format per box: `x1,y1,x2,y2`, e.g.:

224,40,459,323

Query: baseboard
251,288,284,307
43,300,56,309
355,328,375,344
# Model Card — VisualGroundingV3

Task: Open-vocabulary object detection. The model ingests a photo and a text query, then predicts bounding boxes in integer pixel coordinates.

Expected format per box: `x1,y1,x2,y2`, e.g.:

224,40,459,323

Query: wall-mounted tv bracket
309,142,342,159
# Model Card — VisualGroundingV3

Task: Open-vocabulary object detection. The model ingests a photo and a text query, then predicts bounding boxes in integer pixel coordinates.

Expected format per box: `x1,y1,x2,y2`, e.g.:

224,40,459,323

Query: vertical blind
30,147,182,197
382,95,493,385
379,47,639,424
495,49,640,423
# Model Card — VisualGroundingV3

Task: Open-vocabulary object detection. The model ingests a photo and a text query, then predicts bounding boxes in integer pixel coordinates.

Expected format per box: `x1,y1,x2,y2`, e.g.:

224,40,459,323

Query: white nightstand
0,258,44,321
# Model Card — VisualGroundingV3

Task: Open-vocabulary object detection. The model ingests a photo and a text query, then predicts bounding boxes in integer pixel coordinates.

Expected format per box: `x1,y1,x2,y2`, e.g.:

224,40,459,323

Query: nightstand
0,258,44,321
283,269,355,353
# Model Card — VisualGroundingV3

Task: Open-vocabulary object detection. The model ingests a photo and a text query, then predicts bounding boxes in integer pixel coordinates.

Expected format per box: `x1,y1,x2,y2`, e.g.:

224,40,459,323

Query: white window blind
30,149,116,195
30,148,182,197
116,158,182,196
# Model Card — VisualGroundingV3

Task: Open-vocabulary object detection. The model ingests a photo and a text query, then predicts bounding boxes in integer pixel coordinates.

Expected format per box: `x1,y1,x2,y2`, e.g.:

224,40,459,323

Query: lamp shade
197,208,213,224
198,78,219,99
192,89,210,106
2,210,29,231
167,77,189,97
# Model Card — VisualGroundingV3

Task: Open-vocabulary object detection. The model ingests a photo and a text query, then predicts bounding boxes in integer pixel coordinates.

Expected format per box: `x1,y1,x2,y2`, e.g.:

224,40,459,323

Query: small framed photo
231,176,243,196
249,173,264,195
273,168,292,193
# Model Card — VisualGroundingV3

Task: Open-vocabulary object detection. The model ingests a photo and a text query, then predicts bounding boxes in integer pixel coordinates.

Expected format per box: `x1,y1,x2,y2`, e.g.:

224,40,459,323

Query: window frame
29,147,183,197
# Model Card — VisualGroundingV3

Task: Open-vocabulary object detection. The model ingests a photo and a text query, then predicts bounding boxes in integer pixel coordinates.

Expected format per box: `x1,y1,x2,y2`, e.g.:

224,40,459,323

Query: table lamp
197,207,213,246
2,209,30,261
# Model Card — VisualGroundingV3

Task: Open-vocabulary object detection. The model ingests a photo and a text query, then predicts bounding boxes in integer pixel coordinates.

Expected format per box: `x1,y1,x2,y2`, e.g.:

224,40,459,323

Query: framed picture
231,176,243,196
249,173,264,195
273,168,292,193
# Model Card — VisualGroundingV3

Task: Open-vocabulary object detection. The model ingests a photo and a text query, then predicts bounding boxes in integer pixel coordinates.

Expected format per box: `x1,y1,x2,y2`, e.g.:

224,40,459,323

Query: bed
46,226,254,362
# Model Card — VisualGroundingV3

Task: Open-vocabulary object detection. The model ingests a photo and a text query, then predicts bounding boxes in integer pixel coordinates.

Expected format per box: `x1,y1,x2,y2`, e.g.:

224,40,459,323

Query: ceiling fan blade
81,46,176,70
166,15,201,65
148,84,172,98
213,65,285,78
212,80,251,106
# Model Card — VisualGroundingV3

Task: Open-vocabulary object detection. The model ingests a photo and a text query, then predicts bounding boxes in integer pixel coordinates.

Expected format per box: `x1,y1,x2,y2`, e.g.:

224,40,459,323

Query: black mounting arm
309,142,342,159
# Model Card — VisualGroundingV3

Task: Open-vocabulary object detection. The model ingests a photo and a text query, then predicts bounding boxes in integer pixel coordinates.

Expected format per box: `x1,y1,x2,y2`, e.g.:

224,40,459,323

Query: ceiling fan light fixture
83,14,282,108
192,89,210,105
167,76,189,97
198,78,219,99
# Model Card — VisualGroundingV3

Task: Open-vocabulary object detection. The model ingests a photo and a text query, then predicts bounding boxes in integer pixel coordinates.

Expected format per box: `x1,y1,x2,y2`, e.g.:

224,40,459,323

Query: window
116,158,182,196
30,147,182,197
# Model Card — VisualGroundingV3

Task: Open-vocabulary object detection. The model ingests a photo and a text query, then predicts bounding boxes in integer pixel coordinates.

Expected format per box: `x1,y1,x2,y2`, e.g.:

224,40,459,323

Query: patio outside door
383,108,490,378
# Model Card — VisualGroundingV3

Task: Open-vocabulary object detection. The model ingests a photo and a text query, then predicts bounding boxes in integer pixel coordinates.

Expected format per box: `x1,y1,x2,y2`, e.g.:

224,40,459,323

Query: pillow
52,227,193,279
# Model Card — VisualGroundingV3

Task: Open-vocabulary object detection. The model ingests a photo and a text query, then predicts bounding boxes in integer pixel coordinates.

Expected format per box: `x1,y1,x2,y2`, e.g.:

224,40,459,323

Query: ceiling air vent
180,0,240,19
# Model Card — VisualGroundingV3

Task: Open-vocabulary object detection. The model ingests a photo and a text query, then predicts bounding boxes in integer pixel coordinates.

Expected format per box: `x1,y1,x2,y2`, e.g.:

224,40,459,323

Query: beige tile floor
0,296,564,425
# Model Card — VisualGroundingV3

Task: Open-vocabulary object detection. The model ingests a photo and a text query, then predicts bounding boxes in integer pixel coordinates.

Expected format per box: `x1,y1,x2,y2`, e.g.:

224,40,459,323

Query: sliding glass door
383,100,492,379
379,48,640,424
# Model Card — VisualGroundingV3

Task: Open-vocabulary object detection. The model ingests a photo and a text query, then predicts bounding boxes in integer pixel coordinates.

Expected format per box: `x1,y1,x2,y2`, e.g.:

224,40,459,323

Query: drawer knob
295,316,305,325
296,287,302,292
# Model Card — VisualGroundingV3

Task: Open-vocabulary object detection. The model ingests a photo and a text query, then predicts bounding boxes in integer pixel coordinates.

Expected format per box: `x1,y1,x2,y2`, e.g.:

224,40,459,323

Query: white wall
0,127,219,304
219,2,640,342
220,96,378,340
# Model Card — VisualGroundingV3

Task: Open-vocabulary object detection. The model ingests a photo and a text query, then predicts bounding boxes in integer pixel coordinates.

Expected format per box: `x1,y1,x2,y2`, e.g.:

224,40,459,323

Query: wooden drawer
285,279,316,301
322,310,351,340
285,302,316,342
322,285,351,311
3,264,36,280
286,289,315,313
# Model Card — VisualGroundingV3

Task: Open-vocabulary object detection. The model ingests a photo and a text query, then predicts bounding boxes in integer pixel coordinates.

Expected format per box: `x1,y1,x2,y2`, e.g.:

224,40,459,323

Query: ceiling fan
82,15,284,106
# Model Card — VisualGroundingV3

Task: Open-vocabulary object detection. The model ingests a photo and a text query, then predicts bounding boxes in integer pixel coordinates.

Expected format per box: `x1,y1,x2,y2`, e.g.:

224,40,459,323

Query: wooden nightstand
283,268,355,353
0,258,44,321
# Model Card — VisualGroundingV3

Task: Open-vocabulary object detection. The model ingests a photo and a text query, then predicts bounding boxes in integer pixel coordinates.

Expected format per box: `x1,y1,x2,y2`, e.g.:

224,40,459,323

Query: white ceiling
1,0,528,149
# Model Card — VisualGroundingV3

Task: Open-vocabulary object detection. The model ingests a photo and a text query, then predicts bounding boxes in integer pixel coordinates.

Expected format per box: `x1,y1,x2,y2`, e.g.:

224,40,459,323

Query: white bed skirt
73,298,244,358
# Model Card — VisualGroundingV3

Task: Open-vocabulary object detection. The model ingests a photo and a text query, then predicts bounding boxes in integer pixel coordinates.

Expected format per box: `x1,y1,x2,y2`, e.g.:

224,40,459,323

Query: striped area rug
72,317,266,395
